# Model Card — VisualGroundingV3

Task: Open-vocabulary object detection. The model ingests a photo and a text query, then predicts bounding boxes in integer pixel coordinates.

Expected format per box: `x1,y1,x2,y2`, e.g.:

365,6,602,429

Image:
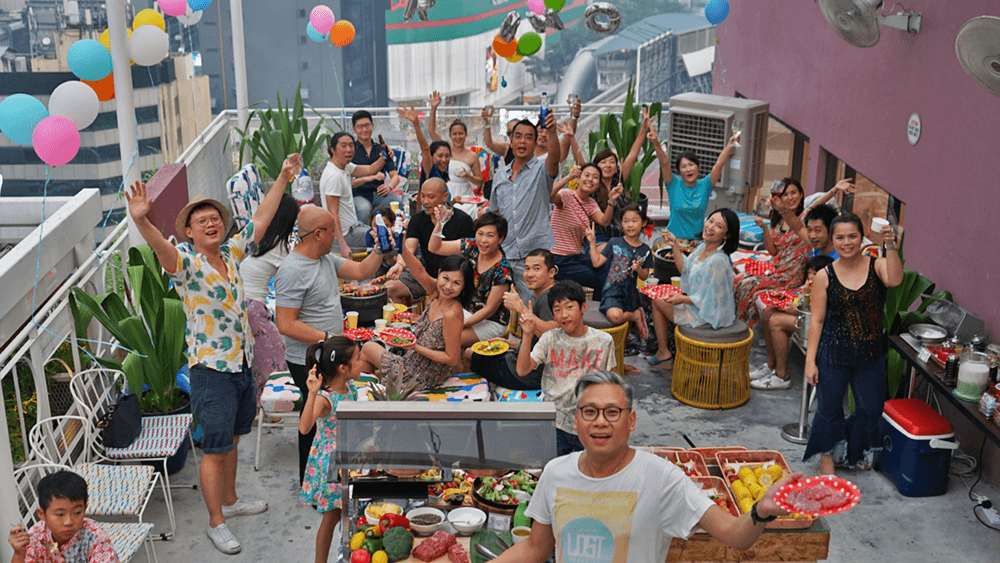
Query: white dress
448,159,477,217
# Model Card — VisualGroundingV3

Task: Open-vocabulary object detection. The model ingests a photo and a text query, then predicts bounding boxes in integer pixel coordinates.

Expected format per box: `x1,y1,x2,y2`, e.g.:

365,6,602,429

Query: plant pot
143,392,193,475
653,247,681,282
629,192,649,215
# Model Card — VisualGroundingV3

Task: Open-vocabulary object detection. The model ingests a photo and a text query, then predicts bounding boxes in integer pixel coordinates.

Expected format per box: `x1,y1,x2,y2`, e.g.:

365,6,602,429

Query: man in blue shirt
488,113,561,301
803,205,839,259
351,110,404,223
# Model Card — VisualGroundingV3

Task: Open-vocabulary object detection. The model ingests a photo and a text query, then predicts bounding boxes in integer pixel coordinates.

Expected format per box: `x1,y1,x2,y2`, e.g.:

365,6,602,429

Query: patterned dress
599,237,653,315
380,307,451,391
733,224,809,329
301,386,357,512
462,239,512,327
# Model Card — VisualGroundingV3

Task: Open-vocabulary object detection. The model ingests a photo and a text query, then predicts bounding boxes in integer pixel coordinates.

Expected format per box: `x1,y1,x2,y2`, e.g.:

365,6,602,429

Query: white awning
682,45,715,78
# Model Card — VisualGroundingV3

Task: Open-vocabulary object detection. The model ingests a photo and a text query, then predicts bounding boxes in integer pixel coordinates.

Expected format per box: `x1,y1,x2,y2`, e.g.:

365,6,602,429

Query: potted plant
234,82,327,183
587,77,664,208
70,245,188,416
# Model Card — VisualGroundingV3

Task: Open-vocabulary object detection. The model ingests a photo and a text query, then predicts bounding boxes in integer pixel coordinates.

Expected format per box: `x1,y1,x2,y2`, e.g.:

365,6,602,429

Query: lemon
372,551,388,563
350,532,366,551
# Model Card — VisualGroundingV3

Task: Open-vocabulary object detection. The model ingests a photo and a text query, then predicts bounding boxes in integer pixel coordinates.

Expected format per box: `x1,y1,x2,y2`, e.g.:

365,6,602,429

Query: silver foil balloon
403,0,418,22
416,0,435,22
584,2,621,34
526,11,547,34
499,11,521,42
546,8,565,31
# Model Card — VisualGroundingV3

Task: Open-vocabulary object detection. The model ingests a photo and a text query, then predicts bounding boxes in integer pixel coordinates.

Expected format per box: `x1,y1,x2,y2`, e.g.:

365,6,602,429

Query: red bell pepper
378,514,410,533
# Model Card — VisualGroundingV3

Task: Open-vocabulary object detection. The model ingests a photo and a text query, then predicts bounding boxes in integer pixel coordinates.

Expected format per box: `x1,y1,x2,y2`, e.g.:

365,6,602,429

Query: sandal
647,354,673,368
635,313,649,340
624,364,641,375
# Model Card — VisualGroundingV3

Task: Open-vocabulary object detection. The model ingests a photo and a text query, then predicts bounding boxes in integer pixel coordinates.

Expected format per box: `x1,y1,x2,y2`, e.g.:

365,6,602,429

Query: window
299,35,307,45
301,61,309,71
300,87,310,100
177,126,183,146
298,9,306,17
747,115,809,215
822,150,905,241
174,97,180,115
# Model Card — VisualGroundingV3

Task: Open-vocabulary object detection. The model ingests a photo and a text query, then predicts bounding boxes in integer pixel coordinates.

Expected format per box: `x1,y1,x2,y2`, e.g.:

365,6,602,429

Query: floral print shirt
461,238,512,326
24,518,120,563
171,222,256,372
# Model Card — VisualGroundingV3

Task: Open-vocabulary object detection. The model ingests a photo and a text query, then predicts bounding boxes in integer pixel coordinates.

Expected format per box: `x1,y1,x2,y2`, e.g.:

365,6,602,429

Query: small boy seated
750,255,834,390
8,469,119,563
517,280,617,456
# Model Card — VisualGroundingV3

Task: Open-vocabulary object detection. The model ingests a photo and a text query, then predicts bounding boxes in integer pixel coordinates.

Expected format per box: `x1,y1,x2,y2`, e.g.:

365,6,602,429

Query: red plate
743,261,775,277
773,476,861,516
393,311,420,324
345,328,375,341
453,195,486,204
379,327,416,347
758,290,793,309
640,284,682,300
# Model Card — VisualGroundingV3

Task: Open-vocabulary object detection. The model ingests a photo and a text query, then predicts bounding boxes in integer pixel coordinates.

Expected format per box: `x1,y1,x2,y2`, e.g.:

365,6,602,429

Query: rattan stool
583,302,628,376
671,320,752,409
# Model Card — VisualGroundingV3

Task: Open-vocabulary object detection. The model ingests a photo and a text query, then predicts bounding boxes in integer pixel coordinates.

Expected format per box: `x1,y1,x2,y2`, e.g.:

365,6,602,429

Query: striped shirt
551,189,600,256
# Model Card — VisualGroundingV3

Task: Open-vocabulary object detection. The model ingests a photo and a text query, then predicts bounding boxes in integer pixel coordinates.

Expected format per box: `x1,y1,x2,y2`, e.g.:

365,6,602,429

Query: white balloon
177,6,203,26
129,25,169,66
48,80,100,130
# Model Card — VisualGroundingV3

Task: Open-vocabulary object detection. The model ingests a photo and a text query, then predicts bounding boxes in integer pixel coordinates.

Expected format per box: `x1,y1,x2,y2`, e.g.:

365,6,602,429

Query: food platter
774,475,861,517
742,260,775,277
716,450,816,529
640,283,682,300
758,290,794,309
691,476,739,518
453,195,486,204
345,327,376,341
379,327,416,347
393,311,420,324
471,340,509,356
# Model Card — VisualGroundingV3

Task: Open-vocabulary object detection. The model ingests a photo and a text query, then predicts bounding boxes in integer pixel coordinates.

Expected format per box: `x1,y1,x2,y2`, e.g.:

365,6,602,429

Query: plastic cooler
874,399,958,497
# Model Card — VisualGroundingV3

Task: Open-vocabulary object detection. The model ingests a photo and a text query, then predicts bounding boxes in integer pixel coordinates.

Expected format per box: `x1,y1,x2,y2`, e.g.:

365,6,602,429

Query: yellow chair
582,301,627,376
671,321,753,409
352,251,367,263
503,310,520,339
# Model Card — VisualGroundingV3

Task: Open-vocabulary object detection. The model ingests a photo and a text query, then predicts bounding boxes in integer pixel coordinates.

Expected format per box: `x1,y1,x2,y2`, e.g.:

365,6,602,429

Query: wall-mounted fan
956,16,1000,97
817,0,922,48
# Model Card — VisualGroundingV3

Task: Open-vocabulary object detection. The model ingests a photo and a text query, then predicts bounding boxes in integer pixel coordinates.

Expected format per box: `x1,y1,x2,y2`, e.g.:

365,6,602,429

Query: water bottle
375,212,393,254
290,169,315,208
392,212,404,252
540,91,549,123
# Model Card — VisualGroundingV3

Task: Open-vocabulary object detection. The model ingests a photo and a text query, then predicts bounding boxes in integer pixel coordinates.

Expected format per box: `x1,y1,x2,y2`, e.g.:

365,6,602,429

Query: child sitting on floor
585,203,654,339
7,470,119,563
750,255,834,390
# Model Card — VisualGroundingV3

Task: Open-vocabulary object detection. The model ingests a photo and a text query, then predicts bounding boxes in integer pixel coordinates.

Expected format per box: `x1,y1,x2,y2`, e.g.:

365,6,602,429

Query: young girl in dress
299,336,362,563
585,203,654,339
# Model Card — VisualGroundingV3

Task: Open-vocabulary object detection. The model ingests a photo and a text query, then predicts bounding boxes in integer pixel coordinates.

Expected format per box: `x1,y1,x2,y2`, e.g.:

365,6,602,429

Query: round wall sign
907,113,921,146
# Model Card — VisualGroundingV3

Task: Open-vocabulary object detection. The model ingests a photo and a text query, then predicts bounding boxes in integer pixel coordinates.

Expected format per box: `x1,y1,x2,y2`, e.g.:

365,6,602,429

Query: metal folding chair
69,368,197,540
12,463,158,562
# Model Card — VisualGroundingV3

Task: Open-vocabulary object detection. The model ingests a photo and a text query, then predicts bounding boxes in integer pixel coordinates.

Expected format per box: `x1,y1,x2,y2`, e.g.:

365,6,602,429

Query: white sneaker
749,365,775,380
751,373,792,390
207,523,241,554
222,498,268,518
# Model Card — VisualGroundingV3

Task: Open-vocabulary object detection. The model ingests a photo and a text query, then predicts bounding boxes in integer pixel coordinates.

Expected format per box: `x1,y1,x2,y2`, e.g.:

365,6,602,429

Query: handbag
97,393,142,448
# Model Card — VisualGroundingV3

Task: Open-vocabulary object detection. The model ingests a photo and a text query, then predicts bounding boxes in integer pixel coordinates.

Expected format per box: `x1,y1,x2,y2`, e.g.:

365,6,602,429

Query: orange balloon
83,73,115,101
493,35,518,58
329,20,355,47
507,53,524,63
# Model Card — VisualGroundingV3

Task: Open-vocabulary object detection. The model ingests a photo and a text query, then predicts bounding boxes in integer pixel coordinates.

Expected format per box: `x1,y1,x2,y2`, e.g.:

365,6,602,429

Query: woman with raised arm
591,106,651,242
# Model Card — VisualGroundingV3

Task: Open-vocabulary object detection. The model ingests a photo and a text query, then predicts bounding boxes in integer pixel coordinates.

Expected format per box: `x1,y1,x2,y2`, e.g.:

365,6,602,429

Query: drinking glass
731,120,743,148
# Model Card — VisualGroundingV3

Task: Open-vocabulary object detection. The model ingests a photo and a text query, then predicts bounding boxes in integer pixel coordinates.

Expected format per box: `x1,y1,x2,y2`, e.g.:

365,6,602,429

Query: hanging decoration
157,0,188,17
83,74,116,102
310,5,335,34
177,6,204,26
498,11,521,43
403,0,436,23
0,94,49,146
188,0,212,10
306,22,329,43
67,39,112,81
33,116,81,167
133,9,166,32
129,25,170,66
516,32,542,57
492,35,518,59
48,81,100,131
704,0,730,25
584,2,621,34
329,20,355,47
526,8,564,33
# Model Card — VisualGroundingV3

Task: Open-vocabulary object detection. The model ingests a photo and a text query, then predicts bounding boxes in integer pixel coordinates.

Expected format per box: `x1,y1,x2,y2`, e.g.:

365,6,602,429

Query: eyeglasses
354,123,373,130
577,405,629,422
299,227,328,239
189,215,222,229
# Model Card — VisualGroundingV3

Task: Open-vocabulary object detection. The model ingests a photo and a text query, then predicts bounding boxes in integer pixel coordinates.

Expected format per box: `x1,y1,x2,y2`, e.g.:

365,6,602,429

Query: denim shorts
190,364,256,454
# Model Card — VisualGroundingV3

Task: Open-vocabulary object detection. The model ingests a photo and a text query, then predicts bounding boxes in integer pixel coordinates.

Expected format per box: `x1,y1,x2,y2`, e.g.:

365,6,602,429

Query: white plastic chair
28,416,161,540
12,463,158,562
68,368,197,539
254,370,302,471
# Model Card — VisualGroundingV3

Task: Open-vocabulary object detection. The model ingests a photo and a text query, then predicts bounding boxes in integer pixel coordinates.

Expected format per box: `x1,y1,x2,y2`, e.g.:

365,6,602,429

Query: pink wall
713,1,1000,339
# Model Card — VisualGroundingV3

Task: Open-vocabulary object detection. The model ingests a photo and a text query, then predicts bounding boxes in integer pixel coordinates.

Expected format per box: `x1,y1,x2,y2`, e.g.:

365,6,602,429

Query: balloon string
186,24,204,139
327,43,348,131
716,37,726,83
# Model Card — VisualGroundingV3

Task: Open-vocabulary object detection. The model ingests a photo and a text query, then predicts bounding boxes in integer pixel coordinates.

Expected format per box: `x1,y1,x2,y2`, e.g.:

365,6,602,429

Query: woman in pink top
549,162,623,300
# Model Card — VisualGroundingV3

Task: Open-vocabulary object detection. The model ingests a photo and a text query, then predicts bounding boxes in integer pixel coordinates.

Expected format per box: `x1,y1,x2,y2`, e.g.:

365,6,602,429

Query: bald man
274,206,383,483
385,177,475,305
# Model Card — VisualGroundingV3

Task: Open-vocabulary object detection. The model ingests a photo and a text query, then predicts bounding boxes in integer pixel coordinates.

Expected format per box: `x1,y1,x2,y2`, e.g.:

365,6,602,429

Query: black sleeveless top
817,256,886,366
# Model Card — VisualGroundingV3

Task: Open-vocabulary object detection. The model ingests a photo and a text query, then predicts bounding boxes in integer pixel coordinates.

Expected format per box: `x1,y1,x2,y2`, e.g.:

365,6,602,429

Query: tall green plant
587,78,663,202
234,82,326,182
70,246,187,414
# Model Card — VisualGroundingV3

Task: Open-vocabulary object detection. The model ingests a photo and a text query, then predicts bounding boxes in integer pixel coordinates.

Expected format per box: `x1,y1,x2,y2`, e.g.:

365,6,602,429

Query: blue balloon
705,0,730,25
0,94,49,146
66,39,112,81
188,0,212,10
306,21,328,43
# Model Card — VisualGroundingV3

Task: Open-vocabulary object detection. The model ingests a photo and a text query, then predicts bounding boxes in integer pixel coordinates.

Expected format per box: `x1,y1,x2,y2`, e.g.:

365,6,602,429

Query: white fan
956,16,1000,97
817,0,921,48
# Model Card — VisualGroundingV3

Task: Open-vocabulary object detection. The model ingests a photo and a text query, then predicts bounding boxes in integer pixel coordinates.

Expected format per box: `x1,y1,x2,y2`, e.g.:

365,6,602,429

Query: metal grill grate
667,111,727,179
749,110,768,189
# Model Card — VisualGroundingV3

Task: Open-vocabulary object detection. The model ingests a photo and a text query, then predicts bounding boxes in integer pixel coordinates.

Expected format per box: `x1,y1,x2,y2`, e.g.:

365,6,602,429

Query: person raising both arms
591,105,655,243
428,91,483,208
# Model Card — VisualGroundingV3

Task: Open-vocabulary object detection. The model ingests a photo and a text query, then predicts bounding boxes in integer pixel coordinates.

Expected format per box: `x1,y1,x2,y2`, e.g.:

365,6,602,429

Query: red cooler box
874,399,958,497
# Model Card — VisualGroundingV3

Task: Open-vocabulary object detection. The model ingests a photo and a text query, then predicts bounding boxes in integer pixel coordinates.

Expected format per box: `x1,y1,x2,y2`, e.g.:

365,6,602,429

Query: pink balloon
528,0,546,15
33,116,80,167
157,0,187,17
310,5,335,35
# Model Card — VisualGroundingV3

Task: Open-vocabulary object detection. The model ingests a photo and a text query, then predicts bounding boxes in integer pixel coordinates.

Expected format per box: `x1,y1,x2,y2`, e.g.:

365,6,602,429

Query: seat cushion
103,522,153,561
104,413,191,459
583,301,616,329
261,371,302,413
678,319,751,344
74,463,154,516
351,374,490,402
494,387,545,402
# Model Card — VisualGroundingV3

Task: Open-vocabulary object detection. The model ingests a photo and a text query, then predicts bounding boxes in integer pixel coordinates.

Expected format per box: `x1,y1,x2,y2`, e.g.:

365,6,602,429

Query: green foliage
234,82,327,184
587,79,663,201
70,246,187,414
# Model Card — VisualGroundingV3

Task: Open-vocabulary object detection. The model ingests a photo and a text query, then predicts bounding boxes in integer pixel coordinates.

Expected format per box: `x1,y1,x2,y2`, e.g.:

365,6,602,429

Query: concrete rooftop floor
139,348,1000,562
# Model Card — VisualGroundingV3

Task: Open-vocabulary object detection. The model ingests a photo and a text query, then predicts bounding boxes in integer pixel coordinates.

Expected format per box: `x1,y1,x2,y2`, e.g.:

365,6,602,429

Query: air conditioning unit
665,93,769,214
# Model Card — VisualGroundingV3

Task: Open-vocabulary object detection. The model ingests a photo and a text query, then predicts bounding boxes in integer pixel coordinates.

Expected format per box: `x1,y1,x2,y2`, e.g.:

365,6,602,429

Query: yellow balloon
507,53,524,63
133,8,166,32
99,29,110,51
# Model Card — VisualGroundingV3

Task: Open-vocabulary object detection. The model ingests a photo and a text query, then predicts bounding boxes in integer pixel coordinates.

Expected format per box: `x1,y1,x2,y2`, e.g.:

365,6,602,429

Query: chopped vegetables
476,471,537,505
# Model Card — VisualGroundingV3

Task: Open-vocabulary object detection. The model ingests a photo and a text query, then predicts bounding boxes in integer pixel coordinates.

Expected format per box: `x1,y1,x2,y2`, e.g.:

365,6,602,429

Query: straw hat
175,197,231,243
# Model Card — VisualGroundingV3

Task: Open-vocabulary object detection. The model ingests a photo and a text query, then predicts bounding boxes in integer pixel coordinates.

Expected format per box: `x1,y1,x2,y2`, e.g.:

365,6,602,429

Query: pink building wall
713,0,1000,339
